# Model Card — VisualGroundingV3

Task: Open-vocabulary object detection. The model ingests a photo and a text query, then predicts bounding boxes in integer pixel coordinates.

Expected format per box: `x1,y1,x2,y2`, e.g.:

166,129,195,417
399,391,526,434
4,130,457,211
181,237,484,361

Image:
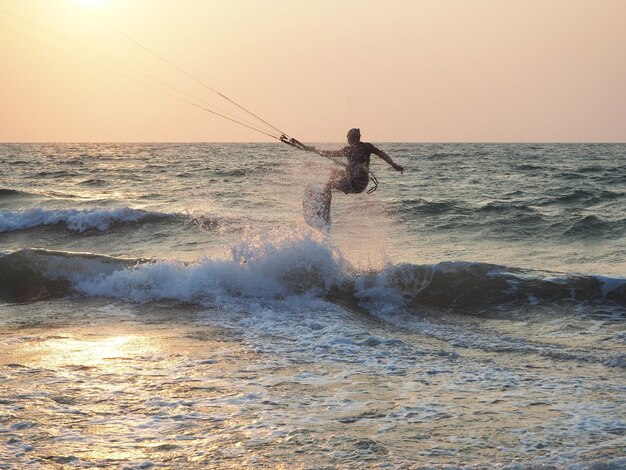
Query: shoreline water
1,299,624,468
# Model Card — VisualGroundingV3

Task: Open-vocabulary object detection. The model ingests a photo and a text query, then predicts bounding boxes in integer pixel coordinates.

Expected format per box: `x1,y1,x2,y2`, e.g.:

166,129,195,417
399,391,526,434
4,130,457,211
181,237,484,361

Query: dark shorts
334,174,369,194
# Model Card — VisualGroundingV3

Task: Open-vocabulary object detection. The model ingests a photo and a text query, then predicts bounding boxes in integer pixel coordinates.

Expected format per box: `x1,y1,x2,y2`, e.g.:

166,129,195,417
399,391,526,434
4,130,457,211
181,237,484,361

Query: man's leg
321,168,347,224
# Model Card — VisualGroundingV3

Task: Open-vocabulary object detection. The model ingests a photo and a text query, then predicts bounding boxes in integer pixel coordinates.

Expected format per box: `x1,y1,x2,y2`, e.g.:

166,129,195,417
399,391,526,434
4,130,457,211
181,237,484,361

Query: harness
358,161,378,194
367,172,379,194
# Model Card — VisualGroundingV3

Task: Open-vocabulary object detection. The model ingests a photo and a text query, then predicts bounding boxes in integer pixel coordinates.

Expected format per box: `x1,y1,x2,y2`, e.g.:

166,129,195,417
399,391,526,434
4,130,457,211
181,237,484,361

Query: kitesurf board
303,185,331,230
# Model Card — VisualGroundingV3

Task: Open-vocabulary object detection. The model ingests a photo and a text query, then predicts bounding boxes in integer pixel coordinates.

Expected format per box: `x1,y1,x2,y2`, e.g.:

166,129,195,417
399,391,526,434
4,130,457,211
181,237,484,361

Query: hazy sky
1,0,625,142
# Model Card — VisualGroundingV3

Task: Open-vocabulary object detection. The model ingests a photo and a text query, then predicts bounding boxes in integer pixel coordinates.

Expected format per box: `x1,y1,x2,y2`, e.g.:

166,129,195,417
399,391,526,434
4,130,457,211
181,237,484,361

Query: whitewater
1,142,624,469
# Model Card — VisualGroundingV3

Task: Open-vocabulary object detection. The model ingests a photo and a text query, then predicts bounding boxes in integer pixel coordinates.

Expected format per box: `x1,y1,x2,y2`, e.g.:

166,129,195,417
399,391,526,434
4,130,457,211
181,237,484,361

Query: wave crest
355,262,626,310
77,229,346,304
0,207,174,233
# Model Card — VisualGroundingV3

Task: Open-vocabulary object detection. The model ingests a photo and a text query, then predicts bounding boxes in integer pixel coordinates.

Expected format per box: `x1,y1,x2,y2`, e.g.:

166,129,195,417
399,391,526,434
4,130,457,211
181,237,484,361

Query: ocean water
0,142,624,469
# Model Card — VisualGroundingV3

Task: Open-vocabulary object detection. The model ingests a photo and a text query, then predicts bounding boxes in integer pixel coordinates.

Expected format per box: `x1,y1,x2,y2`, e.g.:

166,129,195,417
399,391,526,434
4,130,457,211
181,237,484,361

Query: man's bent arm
373,146,404,173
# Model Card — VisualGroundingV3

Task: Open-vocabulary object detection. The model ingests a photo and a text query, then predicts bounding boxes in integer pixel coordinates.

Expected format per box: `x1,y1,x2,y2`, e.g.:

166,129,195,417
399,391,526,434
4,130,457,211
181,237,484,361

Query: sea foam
74,228,348,305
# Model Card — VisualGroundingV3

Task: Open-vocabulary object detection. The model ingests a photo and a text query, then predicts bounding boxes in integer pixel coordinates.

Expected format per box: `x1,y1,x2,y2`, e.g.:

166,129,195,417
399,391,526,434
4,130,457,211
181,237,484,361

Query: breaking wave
1,231,624,313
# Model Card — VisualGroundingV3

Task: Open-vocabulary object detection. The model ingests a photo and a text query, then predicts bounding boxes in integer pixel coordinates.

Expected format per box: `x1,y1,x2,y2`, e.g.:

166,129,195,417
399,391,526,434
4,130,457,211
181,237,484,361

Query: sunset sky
1,0,625,142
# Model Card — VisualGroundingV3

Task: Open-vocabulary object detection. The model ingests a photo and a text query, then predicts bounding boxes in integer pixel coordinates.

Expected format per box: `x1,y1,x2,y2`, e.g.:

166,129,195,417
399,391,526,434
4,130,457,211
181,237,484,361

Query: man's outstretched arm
303,146,344,160
372,146,404,174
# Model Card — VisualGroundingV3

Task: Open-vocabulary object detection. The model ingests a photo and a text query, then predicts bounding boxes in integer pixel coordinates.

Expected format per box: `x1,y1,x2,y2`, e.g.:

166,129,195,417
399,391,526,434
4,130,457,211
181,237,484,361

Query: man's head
347,128,361,145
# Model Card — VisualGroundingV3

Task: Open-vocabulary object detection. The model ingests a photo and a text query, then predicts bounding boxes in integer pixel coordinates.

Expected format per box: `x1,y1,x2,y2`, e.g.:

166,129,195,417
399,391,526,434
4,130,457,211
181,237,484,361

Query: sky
0,0,625,142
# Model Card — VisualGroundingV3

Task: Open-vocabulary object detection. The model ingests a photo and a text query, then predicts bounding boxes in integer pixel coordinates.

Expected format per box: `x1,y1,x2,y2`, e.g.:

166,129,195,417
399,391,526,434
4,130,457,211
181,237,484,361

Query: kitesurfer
302,128,404,224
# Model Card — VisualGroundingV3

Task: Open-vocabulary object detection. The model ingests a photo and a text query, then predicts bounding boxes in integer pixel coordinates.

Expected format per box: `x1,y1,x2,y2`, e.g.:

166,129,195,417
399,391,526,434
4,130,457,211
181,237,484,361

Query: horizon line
1,140,625,145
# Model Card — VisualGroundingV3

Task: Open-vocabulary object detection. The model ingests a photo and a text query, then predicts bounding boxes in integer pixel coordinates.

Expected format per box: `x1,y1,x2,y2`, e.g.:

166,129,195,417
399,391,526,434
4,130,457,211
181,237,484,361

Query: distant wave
78,178,108,187
397,198,461,216
560,214,622,237
36,170,79,178
394,195,626,239
396,198,541,219
0,207,175,233
537,188,625,206
546,214,626,239
397,190,625,218
0,187,81,200
0,188,29,198
213,165,278,177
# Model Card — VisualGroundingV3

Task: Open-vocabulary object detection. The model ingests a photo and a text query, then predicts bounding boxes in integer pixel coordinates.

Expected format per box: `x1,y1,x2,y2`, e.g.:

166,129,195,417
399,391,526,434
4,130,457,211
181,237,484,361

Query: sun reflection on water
22,334,159,369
